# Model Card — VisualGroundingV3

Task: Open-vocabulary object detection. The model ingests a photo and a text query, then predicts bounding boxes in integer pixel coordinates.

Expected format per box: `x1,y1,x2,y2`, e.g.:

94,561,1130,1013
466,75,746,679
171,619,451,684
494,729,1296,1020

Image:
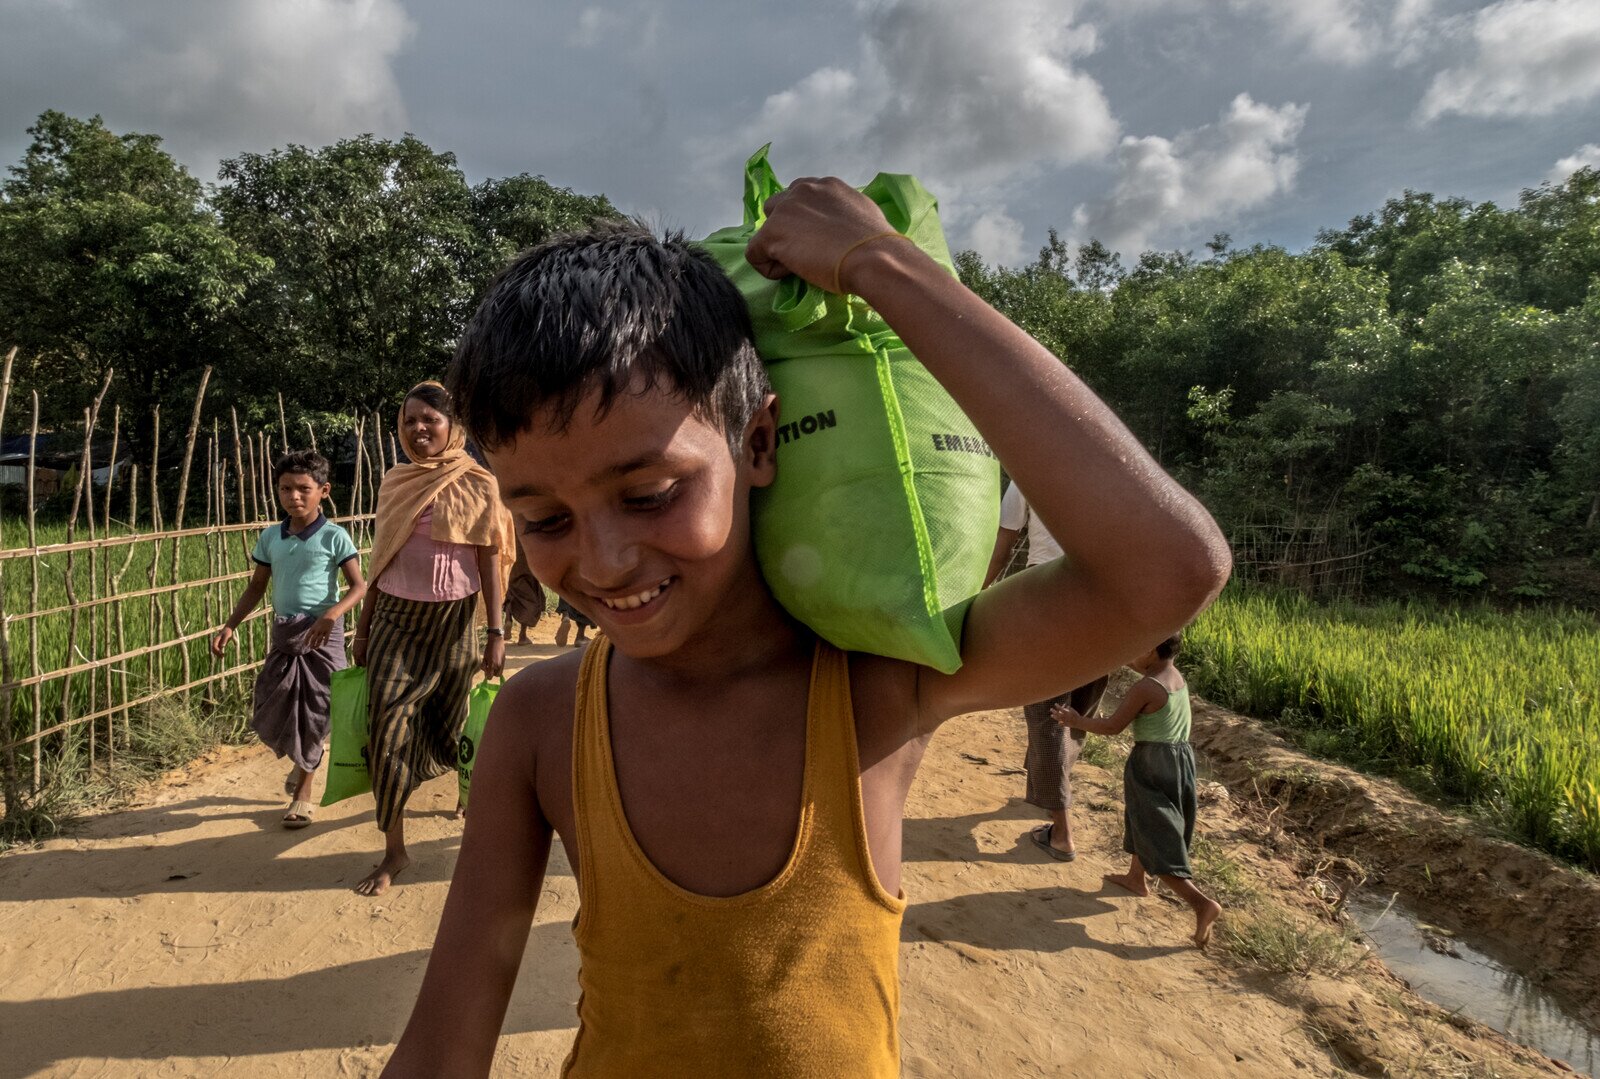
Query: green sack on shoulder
456,679,501,811
320,666,371,807
701,147,999,673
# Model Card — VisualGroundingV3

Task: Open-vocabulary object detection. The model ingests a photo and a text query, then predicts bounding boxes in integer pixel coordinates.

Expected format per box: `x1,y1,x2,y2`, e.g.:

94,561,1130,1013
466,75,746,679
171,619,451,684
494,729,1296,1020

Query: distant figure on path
502,525,547,645
985,482,1109,860
351,381,515,896
211,450,366,828
1053,631,1221,947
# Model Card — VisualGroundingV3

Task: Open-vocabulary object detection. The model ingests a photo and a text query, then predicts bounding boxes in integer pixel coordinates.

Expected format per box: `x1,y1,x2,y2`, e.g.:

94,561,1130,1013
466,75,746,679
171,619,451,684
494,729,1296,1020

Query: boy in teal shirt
213,450,366,827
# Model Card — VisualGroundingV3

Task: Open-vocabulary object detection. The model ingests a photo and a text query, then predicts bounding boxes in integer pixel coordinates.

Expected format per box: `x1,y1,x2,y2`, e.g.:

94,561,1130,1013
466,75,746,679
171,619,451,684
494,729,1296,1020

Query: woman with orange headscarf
351,381,515,897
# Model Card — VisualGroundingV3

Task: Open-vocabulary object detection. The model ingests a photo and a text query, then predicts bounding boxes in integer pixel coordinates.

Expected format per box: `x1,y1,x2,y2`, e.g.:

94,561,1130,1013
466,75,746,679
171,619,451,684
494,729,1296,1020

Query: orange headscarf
367,381,516,590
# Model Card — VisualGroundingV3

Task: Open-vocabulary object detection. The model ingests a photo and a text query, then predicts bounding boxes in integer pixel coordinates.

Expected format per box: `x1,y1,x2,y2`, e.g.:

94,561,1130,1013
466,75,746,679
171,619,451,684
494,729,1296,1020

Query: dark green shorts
1122,741,1197,878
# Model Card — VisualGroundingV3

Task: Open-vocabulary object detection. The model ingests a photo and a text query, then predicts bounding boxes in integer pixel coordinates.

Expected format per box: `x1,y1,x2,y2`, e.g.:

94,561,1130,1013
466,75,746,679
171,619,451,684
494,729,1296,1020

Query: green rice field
1184,586,1600,871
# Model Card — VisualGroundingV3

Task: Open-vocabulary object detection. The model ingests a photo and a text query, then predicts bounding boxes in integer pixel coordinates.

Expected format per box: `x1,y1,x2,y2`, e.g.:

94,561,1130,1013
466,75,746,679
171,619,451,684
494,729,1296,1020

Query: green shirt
250,514,358,617
1132,684,1191,743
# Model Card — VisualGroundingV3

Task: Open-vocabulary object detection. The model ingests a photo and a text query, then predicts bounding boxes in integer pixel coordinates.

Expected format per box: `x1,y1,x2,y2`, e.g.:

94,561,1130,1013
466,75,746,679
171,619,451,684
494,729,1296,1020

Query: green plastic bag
702,147,999,673
456,679,501,810
320,666,371,807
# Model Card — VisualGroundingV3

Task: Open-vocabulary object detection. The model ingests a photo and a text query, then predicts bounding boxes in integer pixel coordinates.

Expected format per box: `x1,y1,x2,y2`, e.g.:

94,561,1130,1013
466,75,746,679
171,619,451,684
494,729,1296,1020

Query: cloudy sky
2,0,1597,265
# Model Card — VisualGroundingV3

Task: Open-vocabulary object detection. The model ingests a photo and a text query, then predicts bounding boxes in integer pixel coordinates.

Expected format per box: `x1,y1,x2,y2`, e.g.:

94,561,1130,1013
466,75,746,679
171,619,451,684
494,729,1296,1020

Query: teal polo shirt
250,514,359,617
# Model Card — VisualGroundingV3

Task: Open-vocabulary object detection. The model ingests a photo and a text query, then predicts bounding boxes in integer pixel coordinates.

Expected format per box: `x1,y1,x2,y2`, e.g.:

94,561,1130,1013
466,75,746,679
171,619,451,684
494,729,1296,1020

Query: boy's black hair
448,220,771,453
1156,632,1184,660
274,449,330,487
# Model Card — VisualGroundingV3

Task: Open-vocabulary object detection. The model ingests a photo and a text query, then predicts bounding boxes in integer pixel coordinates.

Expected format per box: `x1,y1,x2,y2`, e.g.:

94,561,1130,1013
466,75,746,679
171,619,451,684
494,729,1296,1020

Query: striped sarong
1021,675,1110,812
365,590,479,831
251,614,346,773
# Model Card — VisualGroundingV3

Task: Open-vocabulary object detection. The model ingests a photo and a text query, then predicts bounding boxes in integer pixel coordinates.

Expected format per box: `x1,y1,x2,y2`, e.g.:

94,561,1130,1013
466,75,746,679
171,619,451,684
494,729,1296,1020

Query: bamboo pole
101,405,120,757
26,392,40,792
304,420,318,454
145,406,162,693
351,416,365,543
167,368,211,700
0,347,21,819
244,422,260,524
230,408,250,560
114,460,135,742
58,407,90,752
201,436,216,710
278,392,290,454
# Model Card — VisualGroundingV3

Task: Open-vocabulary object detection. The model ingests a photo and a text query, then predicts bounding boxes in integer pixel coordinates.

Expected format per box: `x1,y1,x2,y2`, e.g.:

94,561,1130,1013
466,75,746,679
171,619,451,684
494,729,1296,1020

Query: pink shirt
377,507,482,602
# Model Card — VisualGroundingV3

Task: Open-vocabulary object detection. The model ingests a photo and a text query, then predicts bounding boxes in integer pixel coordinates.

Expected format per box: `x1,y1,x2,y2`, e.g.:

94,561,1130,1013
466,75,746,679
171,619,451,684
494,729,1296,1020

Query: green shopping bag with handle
456,678,502,810
320,666,371,806
701,147,999,673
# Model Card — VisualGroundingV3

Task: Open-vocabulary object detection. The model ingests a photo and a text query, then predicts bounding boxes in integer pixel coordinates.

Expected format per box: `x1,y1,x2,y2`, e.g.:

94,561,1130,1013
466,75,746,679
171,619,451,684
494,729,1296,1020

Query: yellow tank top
562,637,906,1078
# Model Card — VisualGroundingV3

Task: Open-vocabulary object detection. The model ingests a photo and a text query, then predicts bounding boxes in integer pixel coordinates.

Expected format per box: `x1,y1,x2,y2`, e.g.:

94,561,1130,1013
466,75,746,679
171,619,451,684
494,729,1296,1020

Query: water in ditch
1348,893,1598,1076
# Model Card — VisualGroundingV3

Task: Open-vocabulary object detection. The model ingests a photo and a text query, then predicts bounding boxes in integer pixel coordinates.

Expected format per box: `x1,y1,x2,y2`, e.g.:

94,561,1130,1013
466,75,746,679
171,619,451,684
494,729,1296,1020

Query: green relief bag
701,147,999,673
320,666,371,806
456,679,501,810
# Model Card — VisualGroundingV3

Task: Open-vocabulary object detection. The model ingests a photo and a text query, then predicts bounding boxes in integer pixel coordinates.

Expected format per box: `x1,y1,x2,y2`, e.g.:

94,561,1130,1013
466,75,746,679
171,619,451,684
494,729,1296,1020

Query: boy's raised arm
746,179,1231,724
384,676,552,1078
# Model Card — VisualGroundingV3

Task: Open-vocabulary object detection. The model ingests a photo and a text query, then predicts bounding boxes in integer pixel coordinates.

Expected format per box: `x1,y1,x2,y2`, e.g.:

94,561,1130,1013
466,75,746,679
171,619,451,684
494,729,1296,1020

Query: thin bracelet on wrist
485,627,505,637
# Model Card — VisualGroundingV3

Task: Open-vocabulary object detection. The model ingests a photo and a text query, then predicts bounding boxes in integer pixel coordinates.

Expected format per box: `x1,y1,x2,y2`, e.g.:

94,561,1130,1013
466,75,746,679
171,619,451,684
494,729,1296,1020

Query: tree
215,137,622,416
0,111,267,431
469,172,618,283
215,135,485,414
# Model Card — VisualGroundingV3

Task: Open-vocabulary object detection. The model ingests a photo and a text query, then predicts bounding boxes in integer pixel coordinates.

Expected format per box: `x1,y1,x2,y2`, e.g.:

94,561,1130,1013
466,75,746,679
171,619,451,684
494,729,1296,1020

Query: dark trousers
1021,676,1110,812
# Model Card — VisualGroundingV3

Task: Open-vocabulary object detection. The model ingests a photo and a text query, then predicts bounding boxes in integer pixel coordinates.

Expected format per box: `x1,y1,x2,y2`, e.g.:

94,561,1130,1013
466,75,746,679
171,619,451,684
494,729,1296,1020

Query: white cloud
1089,0,1436,66
1071,93,1307,256
570,3,662,53
1419,0,1600,120
723,0,1119,191
709,0,1121,257
1227,0,1379,65
965,207,1029,267
1,0,414,170
1548,144,1600,183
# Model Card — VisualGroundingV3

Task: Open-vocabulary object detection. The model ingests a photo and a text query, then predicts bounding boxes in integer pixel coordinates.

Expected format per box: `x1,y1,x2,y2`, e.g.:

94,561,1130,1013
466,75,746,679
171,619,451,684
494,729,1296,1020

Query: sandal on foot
282,799,315,829
1030,823,1077,862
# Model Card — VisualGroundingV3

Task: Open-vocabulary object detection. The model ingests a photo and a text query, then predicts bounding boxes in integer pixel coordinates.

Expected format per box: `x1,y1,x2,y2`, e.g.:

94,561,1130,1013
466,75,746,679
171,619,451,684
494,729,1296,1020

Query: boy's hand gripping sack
456,678,501,811
702,148,999,672
319,666,371,806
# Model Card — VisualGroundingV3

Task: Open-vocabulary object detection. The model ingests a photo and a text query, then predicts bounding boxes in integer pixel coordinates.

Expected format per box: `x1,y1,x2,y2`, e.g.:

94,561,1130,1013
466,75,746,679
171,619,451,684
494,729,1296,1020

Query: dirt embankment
1191,694,1600,1034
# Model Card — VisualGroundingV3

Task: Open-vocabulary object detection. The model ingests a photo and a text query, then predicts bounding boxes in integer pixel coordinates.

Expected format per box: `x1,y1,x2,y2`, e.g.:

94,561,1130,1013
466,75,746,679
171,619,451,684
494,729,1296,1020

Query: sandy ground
0,630,1568,1078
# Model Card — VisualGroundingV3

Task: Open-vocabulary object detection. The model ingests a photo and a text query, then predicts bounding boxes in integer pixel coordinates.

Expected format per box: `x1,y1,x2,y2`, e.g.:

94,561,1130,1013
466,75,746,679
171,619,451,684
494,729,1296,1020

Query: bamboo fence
0,364,394,809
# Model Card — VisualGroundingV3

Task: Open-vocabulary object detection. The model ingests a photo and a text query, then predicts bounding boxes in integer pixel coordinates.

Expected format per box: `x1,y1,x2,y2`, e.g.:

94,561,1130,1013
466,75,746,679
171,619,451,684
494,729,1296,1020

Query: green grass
0,681,253,850
0,512,370,807
1216,903,1366,977
1185,586,1600,870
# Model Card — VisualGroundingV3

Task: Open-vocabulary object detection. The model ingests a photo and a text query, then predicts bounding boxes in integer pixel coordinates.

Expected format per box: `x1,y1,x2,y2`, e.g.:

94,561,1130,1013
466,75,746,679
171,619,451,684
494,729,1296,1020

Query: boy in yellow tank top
384,183,1231,1077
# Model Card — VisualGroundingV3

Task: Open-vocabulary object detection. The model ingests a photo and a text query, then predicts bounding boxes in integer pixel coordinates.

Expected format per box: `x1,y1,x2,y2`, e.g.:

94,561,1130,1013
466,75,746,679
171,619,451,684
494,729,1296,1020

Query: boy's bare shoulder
493,649,582,819
492,650,582,762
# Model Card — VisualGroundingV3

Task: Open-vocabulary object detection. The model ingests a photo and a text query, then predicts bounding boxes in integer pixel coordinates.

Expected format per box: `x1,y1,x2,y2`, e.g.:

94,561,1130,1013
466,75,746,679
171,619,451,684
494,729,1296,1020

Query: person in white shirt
984,482,1110,861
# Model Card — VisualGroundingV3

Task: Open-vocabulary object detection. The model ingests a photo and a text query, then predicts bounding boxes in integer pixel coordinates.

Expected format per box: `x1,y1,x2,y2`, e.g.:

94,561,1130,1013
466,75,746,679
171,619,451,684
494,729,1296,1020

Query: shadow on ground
0,920,579,1076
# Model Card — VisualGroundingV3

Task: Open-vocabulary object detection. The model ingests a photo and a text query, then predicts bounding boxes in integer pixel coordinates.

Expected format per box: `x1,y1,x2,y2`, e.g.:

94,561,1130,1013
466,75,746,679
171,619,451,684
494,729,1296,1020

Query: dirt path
0,636,1571,1078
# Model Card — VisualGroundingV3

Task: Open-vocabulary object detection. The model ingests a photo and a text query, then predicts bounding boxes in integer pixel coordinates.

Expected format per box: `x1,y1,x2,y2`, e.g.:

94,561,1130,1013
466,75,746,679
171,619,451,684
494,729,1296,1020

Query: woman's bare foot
453,800,466,821
355,851,410,897
1193,898,1222,948
1104,870,1149,896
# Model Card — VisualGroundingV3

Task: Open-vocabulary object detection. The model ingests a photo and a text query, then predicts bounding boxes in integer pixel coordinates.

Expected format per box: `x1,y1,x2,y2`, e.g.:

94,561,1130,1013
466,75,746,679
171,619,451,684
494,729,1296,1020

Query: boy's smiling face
488,379,778,659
